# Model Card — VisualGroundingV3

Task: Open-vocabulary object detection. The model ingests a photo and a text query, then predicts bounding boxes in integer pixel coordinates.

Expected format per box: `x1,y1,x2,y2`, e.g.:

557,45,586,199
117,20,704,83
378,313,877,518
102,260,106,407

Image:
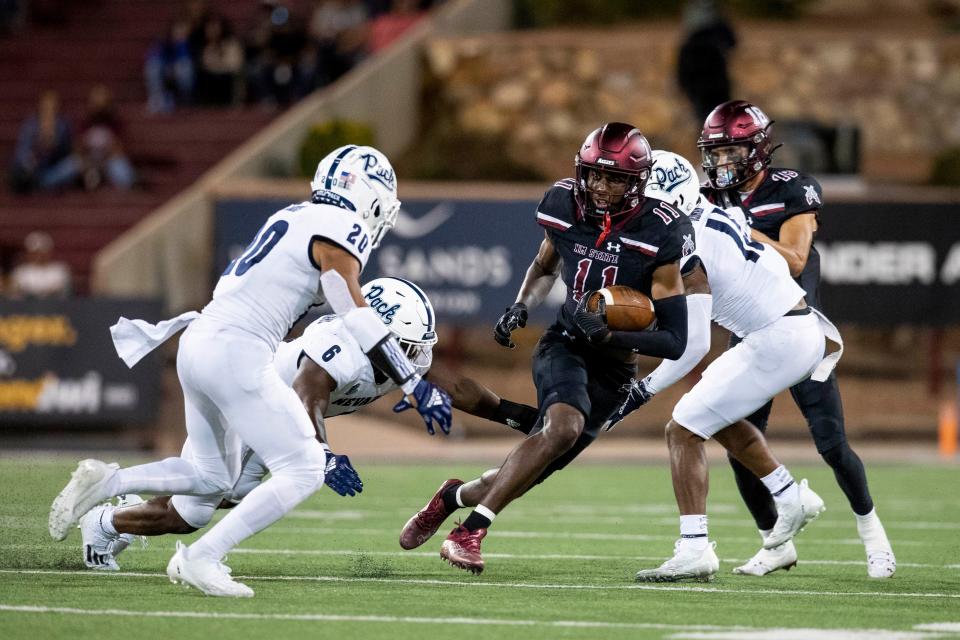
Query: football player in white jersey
610,151,839,583
79,278,538,571
48,146,454,597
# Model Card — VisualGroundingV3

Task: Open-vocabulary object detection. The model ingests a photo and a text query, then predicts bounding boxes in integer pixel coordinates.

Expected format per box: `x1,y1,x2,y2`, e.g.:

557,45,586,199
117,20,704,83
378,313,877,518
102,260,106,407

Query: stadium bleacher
0,0,290,291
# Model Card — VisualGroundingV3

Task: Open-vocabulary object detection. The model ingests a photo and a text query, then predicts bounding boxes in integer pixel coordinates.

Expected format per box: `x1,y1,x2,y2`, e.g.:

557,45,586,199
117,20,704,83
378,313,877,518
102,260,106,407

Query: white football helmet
361,277,438,375
311,145,401,249
644,150,703,216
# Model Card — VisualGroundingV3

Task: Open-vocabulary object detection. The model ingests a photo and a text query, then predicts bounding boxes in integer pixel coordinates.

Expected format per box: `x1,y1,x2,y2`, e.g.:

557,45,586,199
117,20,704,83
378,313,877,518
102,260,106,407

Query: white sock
758,528,772,542
679,514,709,551
106,457,211,497
455,484,467,509
855,508,891,548
475,504,497,523
100,506,118,536
188,473,313,561
761,465,798,504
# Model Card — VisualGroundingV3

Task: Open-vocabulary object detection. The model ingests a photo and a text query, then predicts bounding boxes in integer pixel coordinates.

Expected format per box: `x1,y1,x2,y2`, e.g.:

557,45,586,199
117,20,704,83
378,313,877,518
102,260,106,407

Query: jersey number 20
223,220,289,277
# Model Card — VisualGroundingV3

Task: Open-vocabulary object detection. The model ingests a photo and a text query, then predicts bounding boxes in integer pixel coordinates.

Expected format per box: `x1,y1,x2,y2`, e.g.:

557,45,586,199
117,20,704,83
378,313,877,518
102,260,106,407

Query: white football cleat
857,509,896,579
635,540,719,583
764,479,825,549
733,540,798,576
79,505,121,571
79,495,146,571
49,459,119,541
867,548,896,579
167,541,254,598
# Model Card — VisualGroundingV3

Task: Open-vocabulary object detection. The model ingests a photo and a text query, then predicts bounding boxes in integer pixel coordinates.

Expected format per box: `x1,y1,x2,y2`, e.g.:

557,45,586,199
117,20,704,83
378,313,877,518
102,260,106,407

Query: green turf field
0,456,958,639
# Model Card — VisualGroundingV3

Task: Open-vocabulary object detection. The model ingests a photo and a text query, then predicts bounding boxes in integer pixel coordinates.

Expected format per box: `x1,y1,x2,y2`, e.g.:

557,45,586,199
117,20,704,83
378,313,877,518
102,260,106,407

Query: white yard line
2,569,958,600
0,604,955,640
1,543,952,570
266,526,929,546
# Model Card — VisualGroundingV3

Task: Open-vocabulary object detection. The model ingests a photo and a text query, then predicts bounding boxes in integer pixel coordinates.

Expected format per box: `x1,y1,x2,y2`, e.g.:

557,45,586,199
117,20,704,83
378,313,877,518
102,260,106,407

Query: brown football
586,285,656,331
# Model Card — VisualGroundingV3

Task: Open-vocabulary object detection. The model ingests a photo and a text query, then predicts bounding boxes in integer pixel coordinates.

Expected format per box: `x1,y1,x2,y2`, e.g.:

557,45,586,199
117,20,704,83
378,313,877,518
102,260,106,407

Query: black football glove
494,302,528,349
604,378,655,431
573,292,610,344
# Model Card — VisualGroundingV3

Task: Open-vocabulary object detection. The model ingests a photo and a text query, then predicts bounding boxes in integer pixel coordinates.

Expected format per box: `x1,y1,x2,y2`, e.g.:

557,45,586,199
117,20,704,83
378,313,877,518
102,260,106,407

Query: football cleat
49,459,118,541
79,495,146,571
764,479,825,549
399,478,462,550
867,548,896,579
635,540,719,583
733,540,798,576
167,541,253,598
439,524,486,575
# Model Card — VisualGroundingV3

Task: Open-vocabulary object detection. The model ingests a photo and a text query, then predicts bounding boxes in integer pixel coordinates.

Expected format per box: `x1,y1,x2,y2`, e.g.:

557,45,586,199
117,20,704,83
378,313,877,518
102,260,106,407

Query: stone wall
421,23,960,182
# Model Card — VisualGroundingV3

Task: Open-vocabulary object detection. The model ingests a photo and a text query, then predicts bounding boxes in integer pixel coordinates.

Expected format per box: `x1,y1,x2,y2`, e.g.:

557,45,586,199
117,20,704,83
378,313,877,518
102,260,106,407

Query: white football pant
672,312,825,438
110,322,326,560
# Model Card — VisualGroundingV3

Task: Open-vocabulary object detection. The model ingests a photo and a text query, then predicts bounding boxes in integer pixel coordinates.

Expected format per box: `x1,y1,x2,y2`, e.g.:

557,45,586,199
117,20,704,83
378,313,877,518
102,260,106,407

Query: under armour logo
804,184,821,206
606,242,621,253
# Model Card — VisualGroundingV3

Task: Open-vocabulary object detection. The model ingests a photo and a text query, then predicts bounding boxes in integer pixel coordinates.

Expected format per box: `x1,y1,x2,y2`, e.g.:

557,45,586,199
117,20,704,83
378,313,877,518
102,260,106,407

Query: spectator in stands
183,0,213,57
676,0,737,123
244,1,308,106
8,232,72,299
366,0,425,54
9,90,79,193
145,19,195,113
196,16,245,106
309,0,369,87
76,85,137,190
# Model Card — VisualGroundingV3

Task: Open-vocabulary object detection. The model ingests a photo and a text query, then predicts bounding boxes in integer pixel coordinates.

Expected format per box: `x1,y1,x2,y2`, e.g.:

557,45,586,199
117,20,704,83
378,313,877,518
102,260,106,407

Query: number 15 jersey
202,201,373,349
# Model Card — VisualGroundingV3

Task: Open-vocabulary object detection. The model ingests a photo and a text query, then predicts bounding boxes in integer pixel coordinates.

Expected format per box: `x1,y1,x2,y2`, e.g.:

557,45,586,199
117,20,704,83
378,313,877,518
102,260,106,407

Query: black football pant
527,326,633,487
727,336,874,530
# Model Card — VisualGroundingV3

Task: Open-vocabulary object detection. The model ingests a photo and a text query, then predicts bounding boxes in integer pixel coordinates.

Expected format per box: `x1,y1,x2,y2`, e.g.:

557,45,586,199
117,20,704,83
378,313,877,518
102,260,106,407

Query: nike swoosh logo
392,203,455,238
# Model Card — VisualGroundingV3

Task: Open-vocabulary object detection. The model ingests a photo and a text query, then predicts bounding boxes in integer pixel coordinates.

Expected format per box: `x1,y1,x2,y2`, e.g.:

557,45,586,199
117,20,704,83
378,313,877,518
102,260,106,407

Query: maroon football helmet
574,122,653,220
697,100,779,189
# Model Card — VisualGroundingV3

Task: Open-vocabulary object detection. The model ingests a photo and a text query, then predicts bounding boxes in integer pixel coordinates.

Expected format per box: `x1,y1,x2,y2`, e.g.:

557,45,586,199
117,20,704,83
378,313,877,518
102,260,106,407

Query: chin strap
594,212,612,249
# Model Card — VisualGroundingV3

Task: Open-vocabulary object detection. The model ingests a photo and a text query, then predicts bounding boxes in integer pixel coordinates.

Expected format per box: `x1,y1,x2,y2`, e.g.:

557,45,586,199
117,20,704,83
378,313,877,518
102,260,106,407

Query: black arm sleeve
490,399,539,435
605,294,688,360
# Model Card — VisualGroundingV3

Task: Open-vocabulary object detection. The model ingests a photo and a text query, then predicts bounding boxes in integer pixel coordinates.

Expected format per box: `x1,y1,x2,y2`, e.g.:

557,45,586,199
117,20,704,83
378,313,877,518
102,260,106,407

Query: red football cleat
440,524,486,574
399,478,463,550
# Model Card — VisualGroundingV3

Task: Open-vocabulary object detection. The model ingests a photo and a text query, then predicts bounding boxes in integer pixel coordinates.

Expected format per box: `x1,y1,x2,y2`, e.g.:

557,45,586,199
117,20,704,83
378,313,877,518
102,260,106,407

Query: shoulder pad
645,198,685,226
536,180,577,231
767,168,822,215
641,213,695,265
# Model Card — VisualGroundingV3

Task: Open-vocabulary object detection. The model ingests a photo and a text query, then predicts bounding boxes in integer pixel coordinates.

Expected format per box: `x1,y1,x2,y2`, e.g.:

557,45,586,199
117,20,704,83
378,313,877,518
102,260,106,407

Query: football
586,285,656,331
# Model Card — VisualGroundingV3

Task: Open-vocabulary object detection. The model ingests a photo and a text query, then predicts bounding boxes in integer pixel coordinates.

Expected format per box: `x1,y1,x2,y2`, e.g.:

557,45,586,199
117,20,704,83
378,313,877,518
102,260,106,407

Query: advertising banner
0,299,163,427
214,198,960,326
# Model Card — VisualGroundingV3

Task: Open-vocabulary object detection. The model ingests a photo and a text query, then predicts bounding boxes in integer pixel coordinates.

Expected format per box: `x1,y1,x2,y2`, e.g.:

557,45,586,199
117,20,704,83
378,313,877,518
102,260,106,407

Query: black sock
441,482,463,514
822,443,874,515
728,453,778,531
462,510,492,532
